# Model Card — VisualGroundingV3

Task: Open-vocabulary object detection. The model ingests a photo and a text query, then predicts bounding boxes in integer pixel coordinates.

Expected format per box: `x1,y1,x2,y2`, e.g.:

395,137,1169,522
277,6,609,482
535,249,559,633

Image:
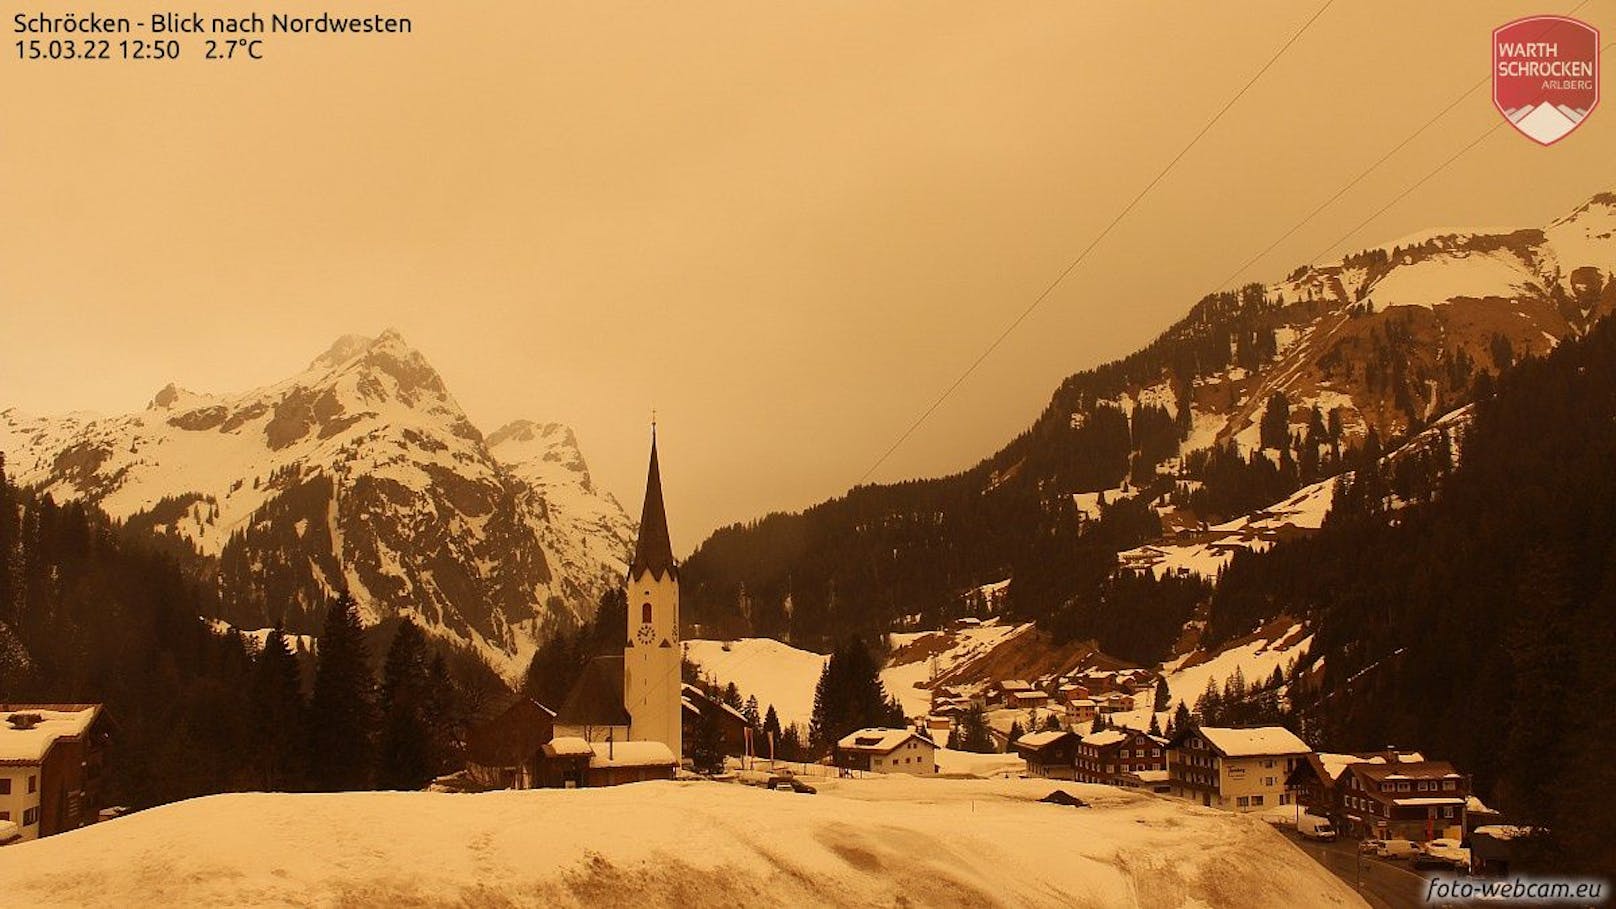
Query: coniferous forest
0,470,492,809
1214,316,1616,873
679,283,1430,646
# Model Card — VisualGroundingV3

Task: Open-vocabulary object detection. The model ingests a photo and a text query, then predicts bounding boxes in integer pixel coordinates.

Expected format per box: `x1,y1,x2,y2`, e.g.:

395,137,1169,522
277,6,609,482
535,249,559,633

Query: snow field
0,778,1367,909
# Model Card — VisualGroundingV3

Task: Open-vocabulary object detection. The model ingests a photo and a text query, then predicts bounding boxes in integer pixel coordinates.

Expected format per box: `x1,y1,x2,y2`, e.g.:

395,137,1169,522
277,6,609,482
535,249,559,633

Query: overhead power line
1211,0,1595,290
855,0,1337,485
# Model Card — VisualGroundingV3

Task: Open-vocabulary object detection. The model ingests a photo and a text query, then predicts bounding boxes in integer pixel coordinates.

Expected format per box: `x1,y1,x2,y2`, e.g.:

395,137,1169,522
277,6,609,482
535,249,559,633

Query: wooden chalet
1015,730,1080,780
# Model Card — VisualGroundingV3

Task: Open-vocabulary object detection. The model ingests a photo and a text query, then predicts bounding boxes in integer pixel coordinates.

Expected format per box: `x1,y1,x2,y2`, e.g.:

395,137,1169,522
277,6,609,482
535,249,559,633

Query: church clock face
635,623,657,646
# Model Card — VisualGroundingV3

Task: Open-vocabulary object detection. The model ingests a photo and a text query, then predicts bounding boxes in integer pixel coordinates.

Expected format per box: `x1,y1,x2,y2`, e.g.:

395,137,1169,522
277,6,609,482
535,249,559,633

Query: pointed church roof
630,430,677,581
556,656,631,728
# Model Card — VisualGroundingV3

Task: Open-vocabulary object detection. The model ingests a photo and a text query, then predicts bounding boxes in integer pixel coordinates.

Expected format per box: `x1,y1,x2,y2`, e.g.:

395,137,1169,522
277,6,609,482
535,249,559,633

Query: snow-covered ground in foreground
0,779,1365,909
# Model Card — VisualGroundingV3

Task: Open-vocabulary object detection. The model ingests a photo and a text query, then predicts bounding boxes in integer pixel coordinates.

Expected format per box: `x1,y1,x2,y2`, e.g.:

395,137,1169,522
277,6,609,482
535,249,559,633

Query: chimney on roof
6,713,42,730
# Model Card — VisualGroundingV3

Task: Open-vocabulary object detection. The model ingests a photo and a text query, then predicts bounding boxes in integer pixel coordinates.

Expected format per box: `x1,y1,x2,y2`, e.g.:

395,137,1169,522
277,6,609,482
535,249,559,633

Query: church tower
623,427,682,757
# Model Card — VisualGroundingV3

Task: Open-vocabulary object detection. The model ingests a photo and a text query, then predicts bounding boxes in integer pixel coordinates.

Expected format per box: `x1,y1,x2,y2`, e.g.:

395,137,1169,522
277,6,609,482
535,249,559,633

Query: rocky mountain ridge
0,330,635,675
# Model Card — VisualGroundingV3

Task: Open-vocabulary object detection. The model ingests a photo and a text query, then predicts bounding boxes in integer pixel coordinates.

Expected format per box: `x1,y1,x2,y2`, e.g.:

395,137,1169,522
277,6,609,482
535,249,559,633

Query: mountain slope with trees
681,191,1616,648
1218,315,1616,874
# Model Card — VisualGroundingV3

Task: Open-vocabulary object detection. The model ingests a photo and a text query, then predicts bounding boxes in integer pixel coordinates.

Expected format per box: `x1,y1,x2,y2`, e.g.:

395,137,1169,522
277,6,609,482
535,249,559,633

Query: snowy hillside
684,638,828,729
0,779,1366,908
686,621,1033,728
1093,190,1616,465
0,331,634,675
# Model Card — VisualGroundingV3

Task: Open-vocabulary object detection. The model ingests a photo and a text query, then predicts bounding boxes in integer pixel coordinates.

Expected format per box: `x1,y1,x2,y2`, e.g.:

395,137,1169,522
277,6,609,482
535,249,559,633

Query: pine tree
809,636,899,753
1041,712,1062,732
1260,392,1291,451
424,652,457,775
377,619,435,791
247,624,305,790
1147,713,1162,737
1173,700,1194,735
521,626,581,710
1007,720,1024,749
780,723,805,761
306,591,377,791
761,704,782,756
742,694,761,729
1152,681,1171,712
0,453,14,631
953,704,994,753
1196,677,1222,725
690,704,727,774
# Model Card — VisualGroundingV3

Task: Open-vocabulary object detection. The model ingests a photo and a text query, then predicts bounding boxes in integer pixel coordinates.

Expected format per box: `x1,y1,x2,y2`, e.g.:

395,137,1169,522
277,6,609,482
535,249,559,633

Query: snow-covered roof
1012,690,1048,701
1016,731,1070,750
1352,760,1459,781
1473,825,1535,840
998,680,1032,692
837,728,922,754
587,740,676,768
1082,729,1128,747
1196,726,1310,758
1392,797,1465,807
542,736,593,757
1070,699,1096,708
1317,752,1384,781
1129,770,1169,782
0,819,17,843
0,705,101,764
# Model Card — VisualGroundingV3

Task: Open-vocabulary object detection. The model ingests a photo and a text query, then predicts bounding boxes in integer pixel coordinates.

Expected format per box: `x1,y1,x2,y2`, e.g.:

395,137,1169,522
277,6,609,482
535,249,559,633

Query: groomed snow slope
0,779,1364,909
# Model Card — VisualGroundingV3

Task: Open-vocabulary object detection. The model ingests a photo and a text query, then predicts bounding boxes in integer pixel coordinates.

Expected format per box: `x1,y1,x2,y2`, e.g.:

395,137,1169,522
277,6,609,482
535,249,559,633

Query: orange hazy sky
3,1,1612,548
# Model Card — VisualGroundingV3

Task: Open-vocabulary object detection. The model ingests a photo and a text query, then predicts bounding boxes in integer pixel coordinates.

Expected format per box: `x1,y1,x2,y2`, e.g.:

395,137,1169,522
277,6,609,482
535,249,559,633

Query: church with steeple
552,428,682,759
622,427,682,756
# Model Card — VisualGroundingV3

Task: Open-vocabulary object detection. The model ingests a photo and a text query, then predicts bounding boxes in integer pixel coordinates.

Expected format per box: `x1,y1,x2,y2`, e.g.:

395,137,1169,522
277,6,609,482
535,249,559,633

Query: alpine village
4,191,1616,903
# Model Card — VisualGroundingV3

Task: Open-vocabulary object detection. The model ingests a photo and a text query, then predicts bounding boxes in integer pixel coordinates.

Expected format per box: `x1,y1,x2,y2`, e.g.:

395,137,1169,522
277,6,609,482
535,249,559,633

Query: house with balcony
1075,727,1167,786
1015,730,1080,779
1335,760,1470,841
0,704,108,842
1167,725,1310,811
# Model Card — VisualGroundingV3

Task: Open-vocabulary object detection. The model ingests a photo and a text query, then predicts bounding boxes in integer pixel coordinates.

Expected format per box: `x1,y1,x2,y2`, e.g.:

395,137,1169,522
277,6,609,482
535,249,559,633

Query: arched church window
642,602,653,624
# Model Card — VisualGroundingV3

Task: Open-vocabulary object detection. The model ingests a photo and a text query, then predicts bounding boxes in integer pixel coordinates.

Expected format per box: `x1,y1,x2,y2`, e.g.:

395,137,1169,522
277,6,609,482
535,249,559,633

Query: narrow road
1280,832,1430,909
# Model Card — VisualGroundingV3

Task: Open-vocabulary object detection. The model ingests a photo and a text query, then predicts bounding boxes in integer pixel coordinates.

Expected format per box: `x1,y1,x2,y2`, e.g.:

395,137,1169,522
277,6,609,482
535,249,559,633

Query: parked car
1413,839,1470,871
767,775,816,794
1297,813,1337,842
1373,839,1422,860
1359,838,1385,855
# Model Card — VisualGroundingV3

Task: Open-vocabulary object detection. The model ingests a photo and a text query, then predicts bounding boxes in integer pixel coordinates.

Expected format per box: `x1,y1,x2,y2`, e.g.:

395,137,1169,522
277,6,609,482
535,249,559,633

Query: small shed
537,736,593,789
585,740,677,787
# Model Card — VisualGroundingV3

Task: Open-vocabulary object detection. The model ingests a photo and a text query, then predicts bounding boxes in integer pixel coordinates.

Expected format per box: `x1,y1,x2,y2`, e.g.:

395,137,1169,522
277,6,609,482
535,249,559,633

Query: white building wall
870,739,937,776
624,569,682,758
1218,755,1301,810
0,765,41,842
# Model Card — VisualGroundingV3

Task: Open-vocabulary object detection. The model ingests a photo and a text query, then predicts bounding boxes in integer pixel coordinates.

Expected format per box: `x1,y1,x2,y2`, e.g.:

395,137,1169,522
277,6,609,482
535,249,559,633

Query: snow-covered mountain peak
0,333,634,676
489,420,590,486
148,383,214,411
310,333,377,370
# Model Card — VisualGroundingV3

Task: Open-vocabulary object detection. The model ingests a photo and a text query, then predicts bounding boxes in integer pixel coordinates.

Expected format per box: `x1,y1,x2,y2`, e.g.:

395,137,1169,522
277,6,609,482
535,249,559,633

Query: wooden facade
464,698,557,790
1074,728,1166,785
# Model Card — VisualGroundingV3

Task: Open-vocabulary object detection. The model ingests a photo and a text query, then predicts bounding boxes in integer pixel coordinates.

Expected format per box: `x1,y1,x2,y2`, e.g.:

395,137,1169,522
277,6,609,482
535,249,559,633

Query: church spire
630,425,677,581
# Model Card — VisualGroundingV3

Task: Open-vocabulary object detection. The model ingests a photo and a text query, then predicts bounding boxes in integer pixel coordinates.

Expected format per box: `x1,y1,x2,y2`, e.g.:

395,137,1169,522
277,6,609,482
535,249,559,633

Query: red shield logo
1494,16,1600,145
